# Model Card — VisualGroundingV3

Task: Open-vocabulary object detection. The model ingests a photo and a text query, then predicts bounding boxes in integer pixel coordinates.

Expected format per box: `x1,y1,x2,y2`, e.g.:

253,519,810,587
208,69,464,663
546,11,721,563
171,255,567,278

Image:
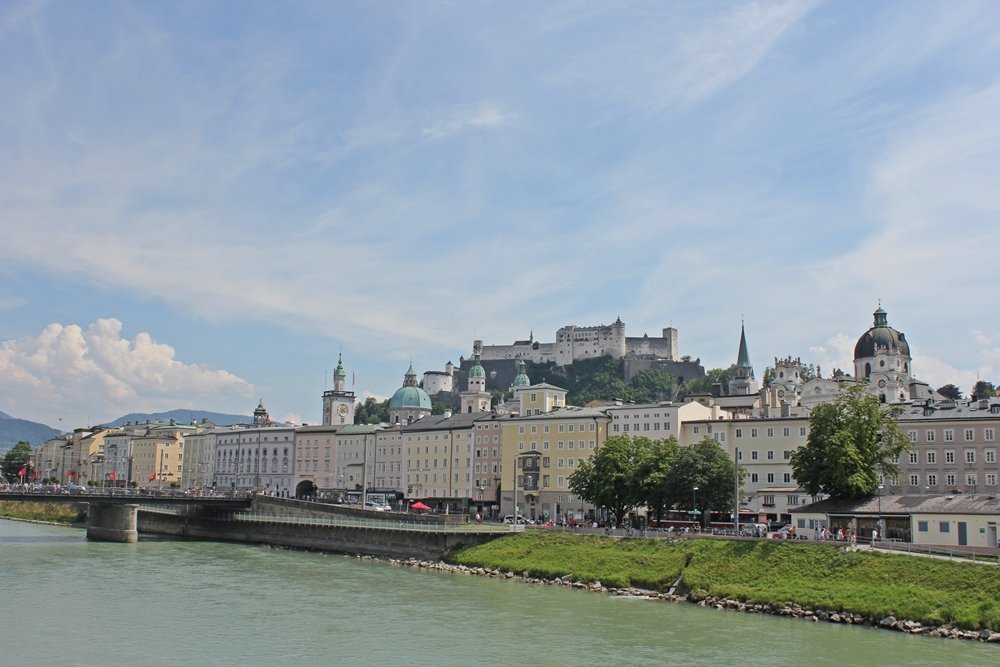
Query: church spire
737,322,752,370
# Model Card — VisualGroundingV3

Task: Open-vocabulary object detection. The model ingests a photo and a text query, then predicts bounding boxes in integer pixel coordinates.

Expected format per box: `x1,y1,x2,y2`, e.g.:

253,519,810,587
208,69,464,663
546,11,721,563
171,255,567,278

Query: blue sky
2,1,999,428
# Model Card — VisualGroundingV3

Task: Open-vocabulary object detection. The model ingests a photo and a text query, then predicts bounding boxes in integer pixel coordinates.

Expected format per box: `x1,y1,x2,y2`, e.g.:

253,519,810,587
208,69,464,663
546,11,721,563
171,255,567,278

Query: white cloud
0,319,254,426
808,333,856,377
421,103,513,139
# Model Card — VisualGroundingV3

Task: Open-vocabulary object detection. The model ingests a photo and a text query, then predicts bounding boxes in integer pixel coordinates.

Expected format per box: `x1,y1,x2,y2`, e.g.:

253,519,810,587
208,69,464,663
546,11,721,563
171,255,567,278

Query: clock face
338,404,349,416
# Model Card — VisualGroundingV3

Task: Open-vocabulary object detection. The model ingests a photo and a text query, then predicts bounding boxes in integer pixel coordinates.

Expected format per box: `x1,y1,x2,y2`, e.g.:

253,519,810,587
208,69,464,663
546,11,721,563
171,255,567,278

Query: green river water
0,519,994,666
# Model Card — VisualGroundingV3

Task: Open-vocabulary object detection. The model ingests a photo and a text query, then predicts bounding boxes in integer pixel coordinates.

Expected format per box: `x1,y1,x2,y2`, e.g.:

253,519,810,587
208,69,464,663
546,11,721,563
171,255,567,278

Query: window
751,451,759,460
751,473,758,483
966,473,977,486
946,473,956,486
965,450,976,464
909,451,918,464
986,449,996,463
693,426,700,434
787,495,799,505
944,430,954,442
927,473,937,486
751,428,758,438
783,450,792,460
926,430,935,443
767,428,774,438
766,473,774,483
965,429,975,441
939,522,950,533
986,428,995,442
736,428,743,438
909,474,919,485
783,473,791,483
799,426,807,437
917,521,928,532
987,473,997,486
767,450,774,460
945,450,955,464
908,431,917,443
783,427,790,437
762,495,775,506
927,451,936,464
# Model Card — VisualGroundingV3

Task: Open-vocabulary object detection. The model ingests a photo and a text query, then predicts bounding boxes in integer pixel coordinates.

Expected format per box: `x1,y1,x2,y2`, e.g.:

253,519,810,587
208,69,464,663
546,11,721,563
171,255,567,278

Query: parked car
67,484,88,494
363,501,389,511
501,514,530,524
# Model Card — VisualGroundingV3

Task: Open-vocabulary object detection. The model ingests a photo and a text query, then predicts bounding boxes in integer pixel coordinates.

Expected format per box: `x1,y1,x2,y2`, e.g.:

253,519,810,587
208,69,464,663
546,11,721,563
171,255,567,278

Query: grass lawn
0,501,83,524
448,531,1000,630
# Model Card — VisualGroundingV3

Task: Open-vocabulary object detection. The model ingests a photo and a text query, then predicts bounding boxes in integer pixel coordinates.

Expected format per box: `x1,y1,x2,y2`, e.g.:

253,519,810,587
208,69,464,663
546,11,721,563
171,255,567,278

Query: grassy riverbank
0,501,83,524
446,532,1000,630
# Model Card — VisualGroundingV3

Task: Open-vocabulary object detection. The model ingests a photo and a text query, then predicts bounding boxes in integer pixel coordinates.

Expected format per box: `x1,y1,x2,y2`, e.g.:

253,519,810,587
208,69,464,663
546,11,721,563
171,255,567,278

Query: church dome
388,363,431,410
388,385,432,410
513,360,530,387
854,306,910,359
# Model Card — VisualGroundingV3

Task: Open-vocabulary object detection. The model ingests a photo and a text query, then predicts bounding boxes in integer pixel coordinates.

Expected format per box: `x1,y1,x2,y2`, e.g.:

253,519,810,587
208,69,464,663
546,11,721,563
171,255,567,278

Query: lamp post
692,485,699,529
877,484,884,541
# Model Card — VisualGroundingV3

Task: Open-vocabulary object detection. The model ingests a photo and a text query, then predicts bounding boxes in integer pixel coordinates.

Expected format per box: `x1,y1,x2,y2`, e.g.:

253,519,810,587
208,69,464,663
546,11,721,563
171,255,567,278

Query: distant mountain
103,409,253,428
0,412,63,453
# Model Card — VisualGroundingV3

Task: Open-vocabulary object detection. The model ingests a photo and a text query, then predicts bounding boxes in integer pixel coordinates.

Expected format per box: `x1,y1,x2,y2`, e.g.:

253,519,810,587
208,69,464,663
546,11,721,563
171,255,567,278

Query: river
0,519,994,666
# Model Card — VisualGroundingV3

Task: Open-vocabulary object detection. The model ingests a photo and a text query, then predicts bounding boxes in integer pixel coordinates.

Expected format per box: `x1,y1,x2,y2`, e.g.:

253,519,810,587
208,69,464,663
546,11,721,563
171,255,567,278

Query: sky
1,1,999,429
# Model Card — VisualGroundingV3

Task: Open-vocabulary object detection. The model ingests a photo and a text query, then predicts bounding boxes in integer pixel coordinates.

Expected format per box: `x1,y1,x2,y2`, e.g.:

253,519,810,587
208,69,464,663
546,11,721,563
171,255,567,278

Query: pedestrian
871,528,878,547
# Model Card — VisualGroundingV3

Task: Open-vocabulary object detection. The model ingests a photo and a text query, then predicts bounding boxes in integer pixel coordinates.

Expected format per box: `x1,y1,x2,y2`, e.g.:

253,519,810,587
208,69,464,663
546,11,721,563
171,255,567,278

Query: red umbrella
410,501,431,511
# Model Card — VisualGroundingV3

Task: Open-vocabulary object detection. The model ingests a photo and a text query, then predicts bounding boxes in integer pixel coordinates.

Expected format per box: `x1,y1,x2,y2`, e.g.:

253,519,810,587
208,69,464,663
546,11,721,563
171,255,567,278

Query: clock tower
322,353,356,425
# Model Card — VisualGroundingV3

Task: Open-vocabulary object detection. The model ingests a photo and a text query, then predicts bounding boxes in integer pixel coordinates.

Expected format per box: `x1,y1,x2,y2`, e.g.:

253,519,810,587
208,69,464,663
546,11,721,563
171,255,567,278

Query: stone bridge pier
87,503,139,543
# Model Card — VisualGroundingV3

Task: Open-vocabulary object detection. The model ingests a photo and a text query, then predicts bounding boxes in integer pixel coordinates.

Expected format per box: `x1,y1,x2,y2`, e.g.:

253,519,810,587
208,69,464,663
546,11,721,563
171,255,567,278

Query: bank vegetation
447,532,1000,631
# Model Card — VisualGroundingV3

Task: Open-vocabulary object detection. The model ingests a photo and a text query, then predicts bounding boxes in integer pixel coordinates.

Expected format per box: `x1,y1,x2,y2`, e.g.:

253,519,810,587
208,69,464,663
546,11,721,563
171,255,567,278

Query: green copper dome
389,363,431,410
389,385,432,410
513,360,530,387
468,352,486,379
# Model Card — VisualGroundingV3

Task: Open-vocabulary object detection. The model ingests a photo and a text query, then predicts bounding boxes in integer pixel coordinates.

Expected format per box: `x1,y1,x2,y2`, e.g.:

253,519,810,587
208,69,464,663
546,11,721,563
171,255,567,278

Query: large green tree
972,380,996,401
2,441,33,482
790,385,910,499
568,435,643,526
355,397,389,424
664,436,741,526
634,436,681,521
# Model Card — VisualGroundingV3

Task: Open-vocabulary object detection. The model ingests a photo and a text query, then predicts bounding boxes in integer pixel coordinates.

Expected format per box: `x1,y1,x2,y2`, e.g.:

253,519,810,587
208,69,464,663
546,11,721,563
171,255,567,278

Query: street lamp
877,484,884,541
692,485,700,528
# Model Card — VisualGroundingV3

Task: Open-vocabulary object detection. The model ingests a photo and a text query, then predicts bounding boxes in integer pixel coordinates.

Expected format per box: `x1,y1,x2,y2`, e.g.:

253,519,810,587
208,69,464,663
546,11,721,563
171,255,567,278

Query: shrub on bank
0,501,83,524
447,532,1000,630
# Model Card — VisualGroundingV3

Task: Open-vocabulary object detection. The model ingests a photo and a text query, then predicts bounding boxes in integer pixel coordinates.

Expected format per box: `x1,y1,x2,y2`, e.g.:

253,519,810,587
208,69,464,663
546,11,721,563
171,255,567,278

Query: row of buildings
28,309,1000,545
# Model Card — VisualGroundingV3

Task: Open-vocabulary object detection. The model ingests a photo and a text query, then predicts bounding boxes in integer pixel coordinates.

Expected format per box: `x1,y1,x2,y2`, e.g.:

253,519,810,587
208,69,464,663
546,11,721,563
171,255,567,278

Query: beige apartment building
500,406,610,522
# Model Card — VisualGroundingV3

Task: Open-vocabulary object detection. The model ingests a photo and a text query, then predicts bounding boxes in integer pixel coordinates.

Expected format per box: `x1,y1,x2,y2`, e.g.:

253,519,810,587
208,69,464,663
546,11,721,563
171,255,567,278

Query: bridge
0,489,253,543
0,490,514,558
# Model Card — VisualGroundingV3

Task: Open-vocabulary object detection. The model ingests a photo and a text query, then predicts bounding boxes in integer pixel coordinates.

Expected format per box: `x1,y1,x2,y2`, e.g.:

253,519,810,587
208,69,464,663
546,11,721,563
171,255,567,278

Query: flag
67,470,73,479
18,466,26,477
108,470,116,481
31,470,37,481
149,473,157,482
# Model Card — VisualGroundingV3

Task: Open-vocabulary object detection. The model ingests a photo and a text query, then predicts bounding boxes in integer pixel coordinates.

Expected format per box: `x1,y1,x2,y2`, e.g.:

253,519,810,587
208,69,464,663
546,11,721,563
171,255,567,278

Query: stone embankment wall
137,500,500,561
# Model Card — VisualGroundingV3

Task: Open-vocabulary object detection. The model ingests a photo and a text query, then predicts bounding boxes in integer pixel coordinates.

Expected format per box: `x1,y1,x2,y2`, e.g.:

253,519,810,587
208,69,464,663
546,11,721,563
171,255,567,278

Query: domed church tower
388,363,432,425
460,347,491,414
853,305,912,403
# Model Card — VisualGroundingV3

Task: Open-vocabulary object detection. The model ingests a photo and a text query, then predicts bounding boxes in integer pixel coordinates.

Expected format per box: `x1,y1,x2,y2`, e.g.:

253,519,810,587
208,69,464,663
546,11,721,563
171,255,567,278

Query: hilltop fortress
477,317,679,366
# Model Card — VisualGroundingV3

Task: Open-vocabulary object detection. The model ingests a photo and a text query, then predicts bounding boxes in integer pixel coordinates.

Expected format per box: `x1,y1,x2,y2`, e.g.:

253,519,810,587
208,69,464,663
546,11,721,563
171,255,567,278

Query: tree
664,436,741,527
355,397,389,424
2,441,33,482
634,436,681,521
627,370,677,403
568,435,642,526
972,380,996,401
937,384,963,400
790,385,910,499
678,365,736,398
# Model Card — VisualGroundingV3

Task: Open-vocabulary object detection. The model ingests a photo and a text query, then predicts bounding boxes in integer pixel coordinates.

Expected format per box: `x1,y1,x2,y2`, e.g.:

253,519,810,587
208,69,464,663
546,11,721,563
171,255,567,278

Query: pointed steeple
737,323,752,370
